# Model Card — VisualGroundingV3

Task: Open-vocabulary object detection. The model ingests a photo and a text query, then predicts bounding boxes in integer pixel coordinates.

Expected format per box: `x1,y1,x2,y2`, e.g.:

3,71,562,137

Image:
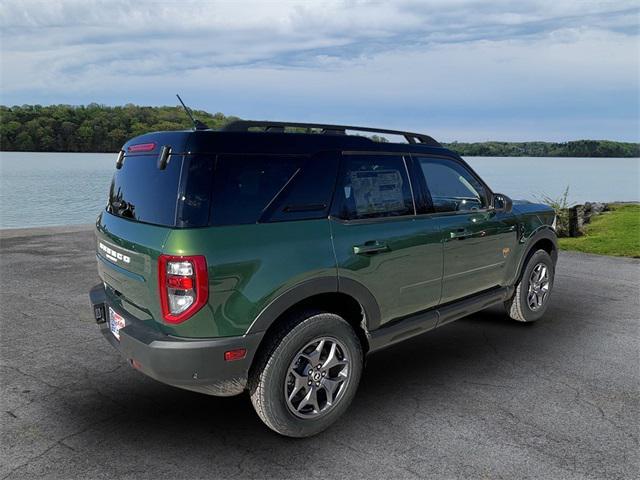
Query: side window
212,154,304,226
416,157,487,213
336,154,414,220
177,154,214,227
266,151,339,222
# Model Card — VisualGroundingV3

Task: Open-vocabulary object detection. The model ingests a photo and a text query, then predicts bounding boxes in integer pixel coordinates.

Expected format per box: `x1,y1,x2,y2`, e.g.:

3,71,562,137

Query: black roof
222,120,440,147
122,121,451,157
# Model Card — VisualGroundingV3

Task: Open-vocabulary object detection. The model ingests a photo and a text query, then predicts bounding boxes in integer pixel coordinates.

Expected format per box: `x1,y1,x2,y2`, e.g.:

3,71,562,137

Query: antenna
176,94,210,130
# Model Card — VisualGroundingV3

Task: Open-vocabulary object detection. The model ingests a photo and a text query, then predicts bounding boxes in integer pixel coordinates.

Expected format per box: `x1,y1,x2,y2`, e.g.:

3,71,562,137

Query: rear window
107,153,212,227
107,151,338,228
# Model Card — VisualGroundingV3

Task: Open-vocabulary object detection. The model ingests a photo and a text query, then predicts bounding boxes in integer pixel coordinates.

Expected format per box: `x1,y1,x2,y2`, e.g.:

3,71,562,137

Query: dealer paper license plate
109,307,126,340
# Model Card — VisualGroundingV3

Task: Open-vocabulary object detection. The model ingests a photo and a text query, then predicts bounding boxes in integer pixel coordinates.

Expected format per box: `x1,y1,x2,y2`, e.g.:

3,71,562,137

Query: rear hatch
96,131,212,333
97,215,170,332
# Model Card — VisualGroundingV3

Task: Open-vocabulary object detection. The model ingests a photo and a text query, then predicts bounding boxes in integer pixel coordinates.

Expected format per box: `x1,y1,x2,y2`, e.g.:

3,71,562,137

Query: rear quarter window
265,151,339,223
211,154,305,226
177,154,214,227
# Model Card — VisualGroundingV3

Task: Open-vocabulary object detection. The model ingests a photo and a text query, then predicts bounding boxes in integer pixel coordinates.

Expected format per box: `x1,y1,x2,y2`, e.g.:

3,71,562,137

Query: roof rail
222,120,441,147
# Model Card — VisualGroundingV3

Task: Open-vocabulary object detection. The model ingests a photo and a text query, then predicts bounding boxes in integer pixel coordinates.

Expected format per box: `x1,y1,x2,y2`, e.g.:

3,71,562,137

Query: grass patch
559,204,640,258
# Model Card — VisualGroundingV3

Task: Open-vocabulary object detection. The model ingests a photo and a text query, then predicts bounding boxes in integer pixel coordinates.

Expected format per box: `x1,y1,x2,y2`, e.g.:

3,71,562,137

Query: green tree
0,103,638,156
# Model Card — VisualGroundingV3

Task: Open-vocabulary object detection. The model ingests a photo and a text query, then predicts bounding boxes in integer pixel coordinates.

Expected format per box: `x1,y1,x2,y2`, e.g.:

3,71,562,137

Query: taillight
158,255,208,324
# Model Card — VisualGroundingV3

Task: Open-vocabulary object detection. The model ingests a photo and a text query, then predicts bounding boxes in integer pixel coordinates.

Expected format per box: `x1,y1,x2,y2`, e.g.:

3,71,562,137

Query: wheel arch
517,226,558,281
246,277,380,362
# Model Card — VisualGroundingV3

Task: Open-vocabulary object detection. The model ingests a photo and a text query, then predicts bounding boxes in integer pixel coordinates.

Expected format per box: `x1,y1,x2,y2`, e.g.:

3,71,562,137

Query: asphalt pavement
1,226,638,479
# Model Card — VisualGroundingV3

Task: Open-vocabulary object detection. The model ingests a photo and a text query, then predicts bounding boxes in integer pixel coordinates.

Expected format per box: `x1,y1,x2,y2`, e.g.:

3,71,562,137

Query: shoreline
1,201,639,234
0,224,93,239
0,222,636,261
1,150,639,159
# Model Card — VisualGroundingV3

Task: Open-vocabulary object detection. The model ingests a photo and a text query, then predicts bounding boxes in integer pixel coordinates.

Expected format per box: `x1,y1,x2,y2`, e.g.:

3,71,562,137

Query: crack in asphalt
1,415,116,480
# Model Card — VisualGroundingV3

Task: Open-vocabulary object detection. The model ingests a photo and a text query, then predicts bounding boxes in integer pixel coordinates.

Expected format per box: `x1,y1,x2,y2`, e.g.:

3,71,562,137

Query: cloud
0,0,638,141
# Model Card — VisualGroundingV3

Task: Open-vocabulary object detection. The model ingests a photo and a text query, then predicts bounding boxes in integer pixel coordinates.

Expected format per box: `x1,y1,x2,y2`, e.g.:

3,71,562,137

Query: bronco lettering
99,242,130,264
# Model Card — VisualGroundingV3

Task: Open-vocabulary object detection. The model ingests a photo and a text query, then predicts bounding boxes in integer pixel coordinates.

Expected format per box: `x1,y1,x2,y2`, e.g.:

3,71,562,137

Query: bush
539,186,573,237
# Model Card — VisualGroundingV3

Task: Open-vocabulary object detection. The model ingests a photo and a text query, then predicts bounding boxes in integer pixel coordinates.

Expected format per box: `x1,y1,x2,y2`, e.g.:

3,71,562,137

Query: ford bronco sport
90,120,557,437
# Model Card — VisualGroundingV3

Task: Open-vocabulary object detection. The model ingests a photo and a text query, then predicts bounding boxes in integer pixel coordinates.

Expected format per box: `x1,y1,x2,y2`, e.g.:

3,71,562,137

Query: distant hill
1,104,638,157
443,140,640,158
0,104,238,153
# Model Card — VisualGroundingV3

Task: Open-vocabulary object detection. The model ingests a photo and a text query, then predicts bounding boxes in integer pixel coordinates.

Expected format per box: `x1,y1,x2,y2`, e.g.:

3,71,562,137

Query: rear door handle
353,241,389,255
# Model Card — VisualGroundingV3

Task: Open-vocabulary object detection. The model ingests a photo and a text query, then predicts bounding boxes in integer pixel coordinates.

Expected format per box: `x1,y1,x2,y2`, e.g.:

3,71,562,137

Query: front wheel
505,249,555,322
249,311,363,437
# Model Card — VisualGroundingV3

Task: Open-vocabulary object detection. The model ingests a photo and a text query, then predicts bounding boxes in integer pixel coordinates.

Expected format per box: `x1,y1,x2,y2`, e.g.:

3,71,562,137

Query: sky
1,0,639,142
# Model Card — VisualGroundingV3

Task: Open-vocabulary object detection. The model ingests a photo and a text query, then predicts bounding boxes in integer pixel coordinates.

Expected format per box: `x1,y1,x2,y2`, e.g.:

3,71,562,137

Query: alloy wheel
284,337,350,419
527,262,550,311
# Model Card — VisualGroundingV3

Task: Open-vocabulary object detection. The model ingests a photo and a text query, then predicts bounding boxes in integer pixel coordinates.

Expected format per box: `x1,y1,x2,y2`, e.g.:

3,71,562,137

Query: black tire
249,310,363,438
505,249,555,322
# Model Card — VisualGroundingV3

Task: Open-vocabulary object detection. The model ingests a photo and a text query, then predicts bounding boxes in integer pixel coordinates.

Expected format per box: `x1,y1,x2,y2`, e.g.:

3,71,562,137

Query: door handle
353,241,389,255
449,228,472,240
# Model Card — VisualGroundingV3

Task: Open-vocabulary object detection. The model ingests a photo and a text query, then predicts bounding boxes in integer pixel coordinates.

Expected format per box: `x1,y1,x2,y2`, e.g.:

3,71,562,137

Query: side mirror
492,193,513,213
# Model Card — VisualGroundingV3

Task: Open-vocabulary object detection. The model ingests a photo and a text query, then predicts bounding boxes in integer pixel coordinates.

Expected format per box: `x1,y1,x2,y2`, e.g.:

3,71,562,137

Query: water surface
466,156,639,205
1,152,114,229
0,152,638,229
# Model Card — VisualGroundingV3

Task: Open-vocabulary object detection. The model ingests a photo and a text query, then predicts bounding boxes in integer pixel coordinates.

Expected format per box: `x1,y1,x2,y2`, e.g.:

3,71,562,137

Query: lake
0,152,638,229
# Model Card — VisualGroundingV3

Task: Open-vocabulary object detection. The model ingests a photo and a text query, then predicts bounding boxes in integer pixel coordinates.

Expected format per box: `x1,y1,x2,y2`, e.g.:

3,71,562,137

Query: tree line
1,104,638,157
0,104,238,153
444,140,640,158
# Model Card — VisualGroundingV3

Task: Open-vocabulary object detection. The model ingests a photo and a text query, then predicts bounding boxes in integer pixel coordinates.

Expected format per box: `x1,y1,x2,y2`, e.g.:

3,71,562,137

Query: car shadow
59,305,549,453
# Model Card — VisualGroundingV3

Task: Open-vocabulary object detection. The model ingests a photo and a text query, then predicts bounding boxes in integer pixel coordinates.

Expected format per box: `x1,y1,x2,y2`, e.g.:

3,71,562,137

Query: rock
569,205,585,237
567,202,609,235
583,202,608,224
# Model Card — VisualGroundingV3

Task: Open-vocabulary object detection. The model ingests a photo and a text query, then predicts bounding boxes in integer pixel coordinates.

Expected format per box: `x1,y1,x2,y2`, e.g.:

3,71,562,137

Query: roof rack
222,120,441,147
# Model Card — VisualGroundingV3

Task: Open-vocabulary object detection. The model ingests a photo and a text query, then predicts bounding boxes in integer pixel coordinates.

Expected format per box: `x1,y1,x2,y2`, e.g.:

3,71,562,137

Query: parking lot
1,226,638,479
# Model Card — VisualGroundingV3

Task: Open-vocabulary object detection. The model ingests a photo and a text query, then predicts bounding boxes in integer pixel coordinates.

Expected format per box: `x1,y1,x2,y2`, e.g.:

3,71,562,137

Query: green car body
90,121,557,413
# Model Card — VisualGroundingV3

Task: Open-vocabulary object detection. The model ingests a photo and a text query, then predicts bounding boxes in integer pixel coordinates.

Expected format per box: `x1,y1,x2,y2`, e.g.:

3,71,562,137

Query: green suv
90,120,557,437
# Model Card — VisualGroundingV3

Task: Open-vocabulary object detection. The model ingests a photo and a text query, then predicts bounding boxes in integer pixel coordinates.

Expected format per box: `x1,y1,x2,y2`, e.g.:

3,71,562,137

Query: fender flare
339,277,382,331
245,276,382,334
516,226,558,280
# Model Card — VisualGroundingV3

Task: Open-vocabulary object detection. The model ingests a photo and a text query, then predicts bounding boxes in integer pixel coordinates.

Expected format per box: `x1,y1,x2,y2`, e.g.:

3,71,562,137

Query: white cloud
0,0,638,140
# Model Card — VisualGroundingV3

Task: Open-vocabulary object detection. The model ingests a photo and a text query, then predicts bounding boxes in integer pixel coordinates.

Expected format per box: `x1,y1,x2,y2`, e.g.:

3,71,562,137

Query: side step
368,287,512,353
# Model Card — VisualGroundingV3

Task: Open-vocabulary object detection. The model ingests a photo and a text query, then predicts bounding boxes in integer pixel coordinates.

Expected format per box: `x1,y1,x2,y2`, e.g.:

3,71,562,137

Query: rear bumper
89,284,263,396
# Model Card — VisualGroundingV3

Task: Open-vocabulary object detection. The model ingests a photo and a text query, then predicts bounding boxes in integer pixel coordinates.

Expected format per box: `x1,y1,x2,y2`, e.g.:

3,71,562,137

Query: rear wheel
505,249,555,322
249,311,363,437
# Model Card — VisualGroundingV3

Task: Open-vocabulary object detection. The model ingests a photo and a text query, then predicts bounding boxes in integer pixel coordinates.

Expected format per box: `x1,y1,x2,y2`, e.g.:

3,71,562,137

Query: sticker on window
349,170,405,216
